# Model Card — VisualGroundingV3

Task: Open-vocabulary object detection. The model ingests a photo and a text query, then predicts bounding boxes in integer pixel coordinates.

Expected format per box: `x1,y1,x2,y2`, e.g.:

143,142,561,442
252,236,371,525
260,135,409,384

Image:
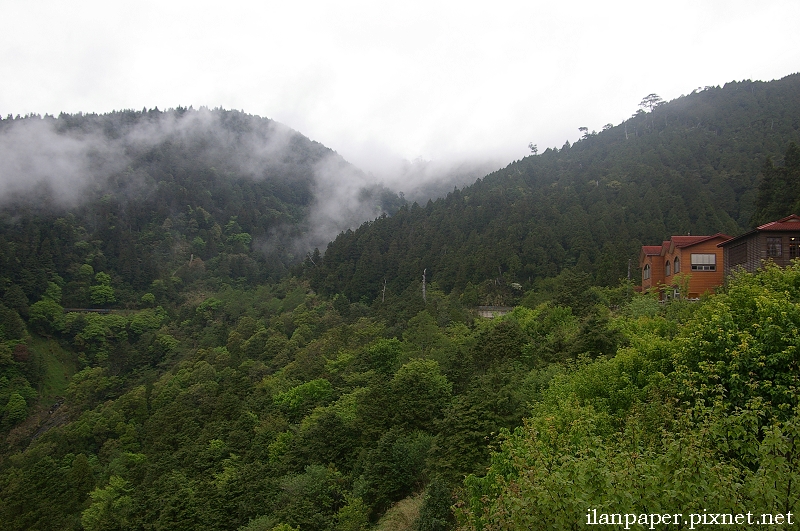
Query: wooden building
718,214,800,276
640,233,731,300
639,241,668,294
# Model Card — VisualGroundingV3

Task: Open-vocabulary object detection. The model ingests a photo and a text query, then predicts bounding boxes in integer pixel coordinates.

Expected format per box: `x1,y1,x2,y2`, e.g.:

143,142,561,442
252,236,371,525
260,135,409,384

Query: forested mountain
305,74,800,306
0,107,403,305
2,75,800,531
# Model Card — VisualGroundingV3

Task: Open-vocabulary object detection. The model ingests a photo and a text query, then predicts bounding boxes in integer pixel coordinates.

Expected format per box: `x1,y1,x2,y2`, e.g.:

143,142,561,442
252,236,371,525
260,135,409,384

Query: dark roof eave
718,230,755,247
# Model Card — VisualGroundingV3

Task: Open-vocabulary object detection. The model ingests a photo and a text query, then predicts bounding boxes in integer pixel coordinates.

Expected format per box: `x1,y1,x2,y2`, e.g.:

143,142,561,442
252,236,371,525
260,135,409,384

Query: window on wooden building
665,261,671,276
691,254,716,271
767,237,782,257
643,264,650,280
674,257,680,273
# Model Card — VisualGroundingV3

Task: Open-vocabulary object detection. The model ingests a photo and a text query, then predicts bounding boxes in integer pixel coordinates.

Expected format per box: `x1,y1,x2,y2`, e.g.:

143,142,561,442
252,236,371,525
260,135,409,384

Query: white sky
2,0,799,181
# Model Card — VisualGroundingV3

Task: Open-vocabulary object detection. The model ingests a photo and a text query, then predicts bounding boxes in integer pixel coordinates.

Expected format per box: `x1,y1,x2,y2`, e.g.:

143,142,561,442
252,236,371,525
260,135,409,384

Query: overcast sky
2,0,799,182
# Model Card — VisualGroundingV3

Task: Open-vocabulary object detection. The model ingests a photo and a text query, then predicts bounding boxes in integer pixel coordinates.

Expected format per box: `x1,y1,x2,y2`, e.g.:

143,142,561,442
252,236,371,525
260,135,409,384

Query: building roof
669,233,732,253
642,234,732,261
672,233,731,246
641,245,663,256
670,235,708,247
719,215,800,247
757,214,800,231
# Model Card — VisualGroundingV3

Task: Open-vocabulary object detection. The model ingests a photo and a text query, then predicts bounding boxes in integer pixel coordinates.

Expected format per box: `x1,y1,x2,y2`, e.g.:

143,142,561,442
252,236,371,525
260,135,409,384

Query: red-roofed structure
756,214,800,231
719,214,800,275
640,233,731,300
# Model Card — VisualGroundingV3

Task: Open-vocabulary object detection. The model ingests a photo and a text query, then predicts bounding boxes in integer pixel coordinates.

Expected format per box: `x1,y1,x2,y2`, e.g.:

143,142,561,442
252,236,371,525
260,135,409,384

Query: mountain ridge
305,74,800,305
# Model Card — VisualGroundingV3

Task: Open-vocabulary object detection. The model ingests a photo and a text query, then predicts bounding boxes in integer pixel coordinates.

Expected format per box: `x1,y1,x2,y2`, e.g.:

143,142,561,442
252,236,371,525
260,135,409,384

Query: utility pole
422,269,427,304
382,278,386,303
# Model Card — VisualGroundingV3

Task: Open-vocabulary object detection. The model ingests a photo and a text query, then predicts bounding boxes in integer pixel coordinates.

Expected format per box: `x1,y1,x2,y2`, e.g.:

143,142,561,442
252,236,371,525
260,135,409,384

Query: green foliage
355,338,402,376
415,476,456,531
67,312,129,366
89,284,116,306
238,516,281,531
390,359,453,431
43,282,63,303
12,263,800,531
3,285,29,317
3,391,28,426
752,142,800,226
0,303,25,341
129,306,167,335
68,453,95,497
66,367,122,409
568,306,624,358
335,496,370,531
674,262,800,421
28,298,65,336
355,428,433,518
81,476,134,531
457,265,800,529
623,292,661,318
274,378,334,420
431,365,552,482
513,304,579,364
273,465,346,530
238,516,278,531
403,312,444,357
0,266,589,529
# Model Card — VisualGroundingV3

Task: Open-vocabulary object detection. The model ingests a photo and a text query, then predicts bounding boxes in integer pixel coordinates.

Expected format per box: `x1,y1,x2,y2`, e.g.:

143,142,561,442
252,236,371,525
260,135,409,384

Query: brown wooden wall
641,255,664,292
724,231,800,275
665,240,725,299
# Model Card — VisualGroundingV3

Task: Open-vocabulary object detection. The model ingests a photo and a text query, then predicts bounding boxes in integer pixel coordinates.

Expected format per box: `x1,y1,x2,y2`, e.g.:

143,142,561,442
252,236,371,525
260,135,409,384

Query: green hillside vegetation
752,141,800,225
457,263,800,529
0,272,606,530
3,263,800,530
1,75,800,530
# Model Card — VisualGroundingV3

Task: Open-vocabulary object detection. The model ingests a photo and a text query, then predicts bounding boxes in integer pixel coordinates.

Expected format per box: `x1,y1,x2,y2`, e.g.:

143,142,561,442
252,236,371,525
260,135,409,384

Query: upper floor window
767,237,782,257
791,237,798,259
665,260,671,276
674,257,680,273
691,253,716,271
643,264,651,280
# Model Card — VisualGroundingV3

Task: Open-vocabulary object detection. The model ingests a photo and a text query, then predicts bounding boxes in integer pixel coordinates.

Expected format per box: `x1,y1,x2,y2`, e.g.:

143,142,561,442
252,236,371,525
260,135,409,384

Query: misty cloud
0,109,412,258
0,117,127,203
377,156,504,203
0,110,310,205
0,108,506,260
300,154,387,251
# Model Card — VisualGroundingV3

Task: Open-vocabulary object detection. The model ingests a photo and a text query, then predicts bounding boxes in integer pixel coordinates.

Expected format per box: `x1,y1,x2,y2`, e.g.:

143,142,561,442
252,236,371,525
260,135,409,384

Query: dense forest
1,74,800,530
